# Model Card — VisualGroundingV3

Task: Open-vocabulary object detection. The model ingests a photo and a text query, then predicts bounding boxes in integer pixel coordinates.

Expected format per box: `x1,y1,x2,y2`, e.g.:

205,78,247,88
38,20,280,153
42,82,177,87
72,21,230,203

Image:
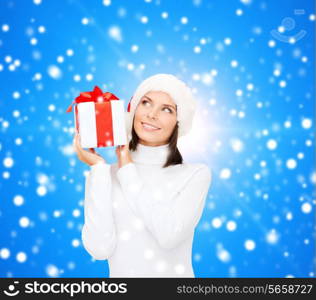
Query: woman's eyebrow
143,96,176,110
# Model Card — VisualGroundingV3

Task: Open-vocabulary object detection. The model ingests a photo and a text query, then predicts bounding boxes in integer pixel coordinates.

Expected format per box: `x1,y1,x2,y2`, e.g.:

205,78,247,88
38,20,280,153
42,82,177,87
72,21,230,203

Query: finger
74,141,82,158
89,148,102,158
73,134,79,151
75,133,81,147
75,134,84,154
120,145,126,153
73,134,79,149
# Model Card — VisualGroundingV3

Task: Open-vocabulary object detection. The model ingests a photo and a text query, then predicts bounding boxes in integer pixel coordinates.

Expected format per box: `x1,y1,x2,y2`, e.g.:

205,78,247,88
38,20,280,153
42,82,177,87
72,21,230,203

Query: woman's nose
147,109,158,119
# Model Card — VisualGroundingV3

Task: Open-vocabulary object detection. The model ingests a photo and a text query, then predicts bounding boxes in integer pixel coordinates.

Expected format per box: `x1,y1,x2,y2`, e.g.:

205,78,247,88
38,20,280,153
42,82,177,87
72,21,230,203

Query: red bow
66,86,119,113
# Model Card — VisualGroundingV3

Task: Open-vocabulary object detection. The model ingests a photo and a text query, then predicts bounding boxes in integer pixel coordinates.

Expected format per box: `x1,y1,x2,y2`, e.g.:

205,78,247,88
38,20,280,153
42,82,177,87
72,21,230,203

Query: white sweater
81,143,212,277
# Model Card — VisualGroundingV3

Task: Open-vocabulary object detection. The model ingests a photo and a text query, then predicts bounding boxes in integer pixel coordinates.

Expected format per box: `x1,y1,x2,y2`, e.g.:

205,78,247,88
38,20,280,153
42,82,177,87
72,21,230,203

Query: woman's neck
130,143,169,165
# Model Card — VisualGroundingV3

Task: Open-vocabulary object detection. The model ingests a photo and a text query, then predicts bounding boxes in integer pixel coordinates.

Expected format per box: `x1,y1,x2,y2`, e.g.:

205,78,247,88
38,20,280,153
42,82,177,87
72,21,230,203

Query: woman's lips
141,122,161,131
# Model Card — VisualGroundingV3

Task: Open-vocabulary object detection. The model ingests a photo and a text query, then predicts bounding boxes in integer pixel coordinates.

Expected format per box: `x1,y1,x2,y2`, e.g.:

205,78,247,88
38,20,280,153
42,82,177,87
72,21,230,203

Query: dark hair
128,117,183,168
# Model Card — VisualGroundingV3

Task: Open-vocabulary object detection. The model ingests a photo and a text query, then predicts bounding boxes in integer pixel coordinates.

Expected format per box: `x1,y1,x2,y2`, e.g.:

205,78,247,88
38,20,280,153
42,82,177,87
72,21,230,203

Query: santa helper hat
125,73,197,142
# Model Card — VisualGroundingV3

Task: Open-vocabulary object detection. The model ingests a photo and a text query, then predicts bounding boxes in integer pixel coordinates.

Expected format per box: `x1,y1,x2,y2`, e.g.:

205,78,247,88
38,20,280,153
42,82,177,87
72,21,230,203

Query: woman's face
133,91,177,146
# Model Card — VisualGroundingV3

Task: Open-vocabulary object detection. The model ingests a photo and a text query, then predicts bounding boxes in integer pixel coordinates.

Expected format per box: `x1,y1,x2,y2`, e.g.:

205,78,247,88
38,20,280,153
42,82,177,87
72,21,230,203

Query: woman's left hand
115,144,133,168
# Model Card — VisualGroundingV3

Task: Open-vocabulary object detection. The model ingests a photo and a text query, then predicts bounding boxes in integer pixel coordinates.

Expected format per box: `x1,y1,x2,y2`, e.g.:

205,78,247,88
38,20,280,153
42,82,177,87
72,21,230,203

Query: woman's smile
141,121,161,132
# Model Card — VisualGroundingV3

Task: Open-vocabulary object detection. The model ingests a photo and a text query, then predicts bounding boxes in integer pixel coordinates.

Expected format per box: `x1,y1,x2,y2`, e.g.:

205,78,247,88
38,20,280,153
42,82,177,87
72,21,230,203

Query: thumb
116,145,122,154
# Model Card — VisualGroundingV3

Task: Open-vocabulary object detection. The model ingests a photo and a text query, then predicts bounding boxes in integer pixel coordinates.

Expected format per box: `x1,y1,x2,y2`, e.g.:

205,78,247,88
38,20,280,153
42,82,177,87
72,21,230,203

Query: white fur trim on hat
125,73,197,141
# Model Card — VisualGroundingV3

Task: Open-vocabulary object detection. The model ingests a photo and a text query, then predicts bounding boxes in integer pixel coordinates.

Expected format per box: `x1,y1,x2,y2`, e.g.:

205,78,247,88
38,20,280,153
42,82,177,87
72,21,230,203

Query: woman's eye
142,100,172,113
163,107,172,113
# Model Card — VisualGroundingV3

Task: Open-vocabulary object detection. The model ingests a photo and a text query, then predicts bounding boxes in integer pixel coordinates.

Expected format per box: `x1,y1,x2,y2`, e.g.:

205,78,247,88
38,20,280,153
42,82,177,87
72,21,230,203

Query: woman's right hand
73,133,106,166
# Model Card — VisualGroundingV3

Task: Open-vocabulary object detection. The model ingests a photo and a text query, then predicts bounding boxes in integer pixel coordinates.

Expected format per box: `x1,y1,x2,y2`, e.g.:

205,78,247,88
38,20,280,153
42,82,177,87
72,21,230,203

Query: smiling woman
129,90,182,167
75,73,212,277
126,74,197,168
136,92,177,139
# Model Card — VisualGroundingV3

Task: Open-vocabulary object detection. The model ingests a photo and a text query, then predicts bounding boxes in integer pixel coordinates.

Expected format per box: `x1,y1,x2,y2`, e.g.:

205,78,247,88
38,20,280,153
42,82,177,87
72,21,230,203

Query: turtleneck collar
130,143,170,166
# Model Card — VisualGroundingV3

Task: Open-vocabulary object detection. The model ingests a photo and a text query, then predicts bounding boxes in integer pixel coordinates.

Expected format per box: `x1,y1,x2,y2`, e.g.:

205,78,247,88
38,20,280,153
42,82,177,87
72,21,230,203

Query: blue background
0,0,315,278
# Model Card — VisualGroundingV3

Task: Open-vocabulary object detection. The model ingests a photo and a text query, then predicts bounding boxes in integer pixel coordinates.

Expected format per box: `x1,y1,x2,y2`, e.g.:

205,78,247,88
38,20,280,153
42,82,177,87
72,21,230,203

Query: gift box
66,86,127,148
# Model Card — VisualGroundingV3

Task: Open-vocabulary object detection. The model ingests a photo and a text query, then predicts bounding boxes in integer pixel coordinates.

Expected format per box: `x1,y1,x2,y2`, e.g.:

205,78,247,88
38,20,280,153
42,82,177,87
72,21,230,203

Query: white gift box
74,100,127,148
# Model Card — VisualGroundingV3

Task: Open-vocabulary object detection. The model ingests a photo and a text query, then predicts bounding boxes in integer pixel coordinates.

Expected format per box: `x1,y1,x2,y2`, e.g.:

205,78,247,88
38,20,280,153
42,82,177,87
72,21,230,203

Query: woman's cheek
165,117,175,131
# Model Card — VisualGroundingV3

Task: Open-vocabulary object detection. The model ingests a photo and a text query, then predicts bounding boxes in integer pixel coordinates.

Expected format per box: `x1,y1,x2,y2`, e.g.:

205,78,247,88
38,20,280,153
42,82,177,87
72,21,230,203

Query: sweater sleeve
81,162,117,260
116,163,212,250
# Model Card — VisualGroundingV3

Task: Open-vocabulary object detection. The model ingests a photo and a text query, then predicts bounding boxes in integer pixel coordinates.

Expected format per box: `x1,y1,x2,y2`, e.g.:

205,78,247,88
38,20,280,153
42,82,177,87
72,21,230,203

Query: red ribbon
66,86,119,113
127,96,133,112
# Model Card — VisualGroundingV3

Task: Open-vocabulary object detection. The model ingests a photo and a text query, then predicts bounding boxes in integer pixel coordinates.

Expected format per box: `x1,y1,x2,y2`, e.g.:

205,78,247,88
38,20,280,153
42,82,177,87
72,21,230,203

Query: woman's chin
137,131,160,143
139,133,156,141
